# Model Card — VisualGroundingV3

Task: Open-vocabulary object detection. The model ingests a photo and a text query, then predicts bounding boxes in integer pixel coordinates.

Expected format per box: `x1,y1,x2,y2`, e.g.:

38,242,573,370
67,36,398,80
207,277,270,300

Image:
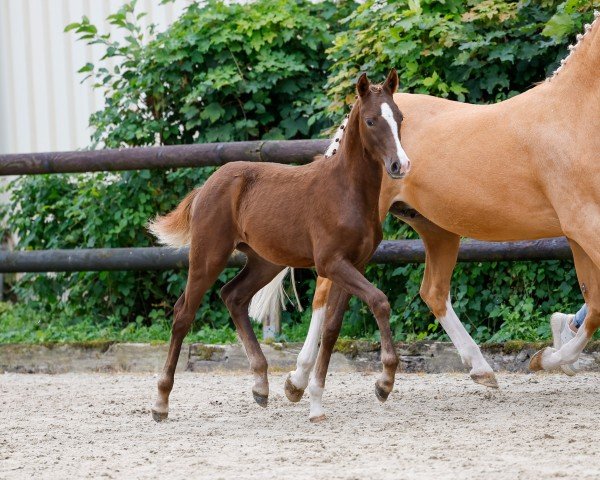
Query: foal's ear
356,72,370,98
383,68,398,94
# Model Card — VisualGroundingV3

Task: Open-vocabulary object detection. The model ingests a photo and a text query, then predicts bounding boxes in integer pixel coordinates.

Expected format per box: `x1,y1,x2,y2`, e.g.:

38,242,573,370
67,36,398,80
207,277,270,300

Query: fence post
262,312,280,340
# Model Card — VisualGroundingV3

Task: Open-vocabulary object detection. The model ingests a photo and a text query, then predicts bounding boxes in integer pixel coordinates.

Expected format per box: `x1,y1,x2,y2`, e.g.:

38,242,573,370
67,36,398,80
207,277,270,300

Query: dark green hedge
1,0,595,343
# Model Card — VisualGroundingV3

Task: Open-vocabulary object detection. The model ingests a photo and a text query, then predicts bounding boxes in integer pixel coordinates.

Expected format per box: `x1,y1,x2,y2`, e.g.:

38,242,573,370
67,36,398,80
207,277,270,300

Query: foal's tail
147,188,201,247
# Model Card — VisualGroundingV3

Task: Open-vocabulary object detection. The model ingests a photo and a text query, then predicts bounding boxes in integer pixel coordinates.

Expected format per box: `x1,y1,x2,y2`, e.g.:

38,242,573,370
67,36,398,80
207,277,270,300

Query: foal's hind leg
530,239,600,372
405,216,497,387
152,241,233,421
221,249,284,407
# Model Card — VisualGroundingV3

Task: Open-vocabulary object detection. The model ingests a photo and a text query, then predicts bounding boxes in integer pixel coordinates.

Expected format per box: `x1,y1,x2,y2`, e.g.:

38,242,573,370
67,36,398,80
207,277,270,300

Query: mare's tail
147,188,201,247
249,268,303,324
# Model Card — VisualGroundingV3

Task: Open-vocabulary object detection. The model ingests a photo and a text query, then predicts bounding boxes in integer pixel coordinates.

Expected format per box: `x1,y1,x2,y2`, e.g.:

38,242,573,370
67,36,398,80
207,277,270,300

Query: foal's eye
366,119,374,127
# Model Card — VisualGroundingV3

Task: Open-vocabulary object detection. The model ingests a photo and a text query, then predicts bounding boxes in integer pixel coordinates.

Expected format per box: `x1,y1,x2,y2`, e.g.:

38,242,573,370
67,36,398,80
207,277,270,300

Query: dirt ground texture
1,371,599,480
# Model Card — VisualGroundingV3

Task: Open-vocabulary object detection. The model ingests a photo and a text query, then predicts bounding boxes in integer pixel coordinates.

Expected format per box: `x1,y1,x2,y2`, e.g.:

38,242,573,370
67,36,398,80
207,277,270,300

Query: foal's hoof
309,414,326,423
375,381,390,403
529,348,547,372
151,409,168,422
252,391,269,408
470,372,499,389
284,375,305,403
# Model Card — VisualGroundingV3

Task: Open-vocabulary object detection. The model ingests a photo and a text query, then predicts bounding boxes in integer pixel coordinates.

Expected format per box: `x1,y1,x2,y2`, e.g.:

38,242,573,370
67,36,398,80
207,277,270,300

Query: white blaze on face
380,102,411,171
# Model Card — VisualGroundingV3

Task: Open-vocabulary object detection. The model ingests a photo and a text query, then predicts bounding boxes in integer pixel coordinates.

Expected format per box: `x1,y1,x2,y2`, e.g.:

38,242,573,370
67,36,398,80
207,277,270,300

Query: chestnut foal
148,70,410,422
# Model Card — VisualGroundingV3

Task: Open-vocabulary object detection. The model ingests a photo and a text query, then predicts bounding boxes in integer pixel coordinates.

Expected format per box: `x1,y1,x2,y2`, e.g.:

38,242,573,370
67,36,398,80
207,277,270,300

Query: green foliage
0,302,238,344
67,0,353,146
1,0,595,344
1,0,352,339
323,0,595,342
326,0,596,110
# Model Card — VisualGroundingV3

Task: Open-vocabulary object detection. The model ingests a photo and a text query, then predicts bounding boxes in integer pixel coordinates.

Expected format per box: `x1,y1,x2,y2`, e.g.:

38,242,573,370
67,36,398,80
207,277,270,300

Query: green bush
326,0,595,108
1,0,354,336
323,0,595,342
1,0,595,343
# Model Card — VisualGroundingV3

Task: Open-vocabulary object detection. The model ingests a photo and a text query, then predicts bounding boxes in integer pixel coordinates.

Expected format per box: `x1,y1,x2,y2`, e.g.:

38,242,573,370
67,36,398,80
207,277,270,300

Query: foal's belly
245,239,316,269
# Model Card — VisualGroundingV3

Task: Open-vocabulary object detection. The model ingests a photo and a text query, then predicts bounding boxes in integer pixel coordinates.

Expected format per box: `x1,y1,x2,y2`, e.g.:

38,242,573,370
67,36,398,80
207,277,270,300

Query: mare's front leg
284,276,332,402
319,258,398,403
402,213,497,387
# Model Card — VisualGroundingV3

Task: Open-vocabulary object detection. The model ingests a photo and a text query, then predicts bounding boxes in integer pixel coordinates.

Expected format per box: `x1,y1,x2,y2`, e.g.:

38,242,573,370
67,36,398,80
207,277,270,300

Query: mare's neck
546,16,600,102
334,106,383,207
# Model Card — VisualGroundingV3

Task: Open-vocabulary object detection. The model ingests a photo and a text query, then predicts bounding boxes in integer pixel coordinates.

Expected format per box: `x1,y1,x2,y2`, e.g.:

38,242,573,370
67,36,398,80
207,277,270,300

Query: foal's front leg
311,259,398,415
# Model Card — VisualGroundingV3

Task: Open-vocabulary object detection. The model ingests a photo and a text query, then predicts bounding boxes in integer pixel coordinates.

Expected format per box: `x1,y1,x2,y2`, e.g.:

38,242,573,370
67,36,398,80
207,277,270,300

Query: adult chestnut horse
148,70,411,422
253,12,600,411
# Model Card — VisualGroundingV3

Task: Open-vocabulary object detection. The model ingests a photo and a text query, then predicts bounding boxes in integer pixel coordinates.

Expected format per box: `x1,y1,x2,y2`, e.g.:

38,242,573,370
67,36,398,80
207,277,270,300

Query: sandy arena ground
1,371,600,479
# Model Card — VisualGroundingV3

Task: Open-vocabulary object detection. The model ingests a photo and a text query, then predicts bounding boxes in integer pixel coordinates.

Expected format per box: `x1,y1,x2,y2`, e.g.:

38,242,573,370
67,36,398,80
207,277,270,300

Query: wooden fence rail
0,139,328,175
0,139,572,275
0,238,571,273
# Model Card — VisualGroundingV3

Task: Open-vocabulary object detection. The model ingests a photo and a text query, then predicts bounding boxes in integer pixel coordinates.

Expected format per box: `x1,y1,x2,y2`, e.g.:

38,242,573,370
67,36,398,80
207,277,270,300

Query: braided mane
548,10,600,81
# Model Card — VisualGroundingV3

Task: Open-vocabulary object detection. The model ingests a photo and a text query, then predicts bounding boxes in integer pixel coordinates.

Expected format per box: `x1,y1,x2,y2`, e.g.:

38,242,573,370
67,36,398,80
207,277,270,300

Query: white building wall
0,0,193,155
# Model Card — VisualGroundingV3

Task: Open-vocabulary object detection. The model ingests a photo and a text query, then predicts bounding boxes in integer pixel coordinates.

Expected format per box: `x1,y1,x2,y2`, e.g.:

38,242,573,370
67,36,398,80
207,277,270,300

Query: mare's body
280,13,600,402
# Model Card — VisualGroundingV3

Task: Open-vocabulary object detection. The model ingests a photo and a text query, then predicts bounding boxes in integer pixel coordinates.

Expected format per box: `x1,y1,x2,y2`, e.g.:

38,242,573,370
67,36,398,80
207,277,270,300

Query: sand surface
1,371,599,479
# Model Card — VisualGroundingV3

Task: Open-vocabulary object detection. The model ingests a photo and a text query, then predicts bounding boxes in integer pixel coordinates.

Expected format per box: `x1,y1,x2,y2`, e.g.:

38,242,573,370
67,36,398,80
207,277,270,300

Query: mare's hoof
470,372,499,389
253,391,269,408
151,409,168,422
284,375,304,403
375,382,390,403
529,348,547,372
309,414,326,423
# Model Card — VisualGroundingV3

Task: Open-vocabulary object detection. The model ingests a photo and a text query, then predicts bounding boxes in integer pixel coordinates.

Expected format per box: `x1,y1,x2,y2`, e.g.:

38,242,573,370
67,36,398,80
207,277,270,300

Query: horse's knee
420,285,448,318
582,305,600,337
370,293,390,320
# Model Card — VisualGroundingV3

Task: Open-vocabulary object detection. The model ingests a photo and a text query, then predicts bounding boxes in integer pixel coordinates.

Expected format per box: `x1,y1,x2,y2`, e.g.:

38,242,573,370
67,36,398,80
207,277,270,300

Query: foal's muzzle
386,159,411,180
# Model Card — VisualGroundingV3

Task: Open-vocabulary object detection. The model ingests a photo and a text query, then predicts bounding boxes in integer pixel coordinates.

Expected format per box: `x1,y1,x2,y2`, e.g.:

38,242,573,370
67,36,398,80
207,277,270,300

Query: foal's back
191,157,363,268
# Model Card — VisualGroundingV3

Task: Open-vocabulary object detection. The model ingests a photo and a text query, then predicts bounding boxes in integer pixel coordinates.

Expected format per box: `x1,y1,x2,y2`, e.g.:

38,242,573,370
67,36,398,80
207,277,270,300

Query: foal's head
354,70,411,179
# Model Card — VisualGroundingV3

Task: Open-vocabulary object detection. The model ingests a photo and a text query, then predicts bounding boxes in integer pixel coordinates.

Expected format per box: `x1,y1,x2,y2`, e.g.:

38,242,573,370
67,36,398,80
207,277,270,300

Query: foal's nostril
390,162,400,174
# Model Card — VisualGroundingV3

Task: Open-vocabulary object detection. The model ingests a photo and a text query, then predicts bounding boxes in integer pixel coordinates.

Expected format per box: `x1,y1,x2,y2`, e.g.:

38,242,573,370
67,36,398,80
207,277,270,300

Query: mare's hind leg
220,248,284,407
152,240,232,422
402,213,497,388
285,276,332,402
530,239,600,371
308,282,351,422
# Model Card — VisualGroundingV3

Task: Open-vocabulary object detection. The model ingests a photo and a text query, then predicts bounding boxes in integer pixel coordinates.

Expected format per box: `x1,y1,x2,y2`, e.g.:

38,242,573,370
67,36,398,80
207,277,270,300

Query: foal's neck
334,105,383,207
